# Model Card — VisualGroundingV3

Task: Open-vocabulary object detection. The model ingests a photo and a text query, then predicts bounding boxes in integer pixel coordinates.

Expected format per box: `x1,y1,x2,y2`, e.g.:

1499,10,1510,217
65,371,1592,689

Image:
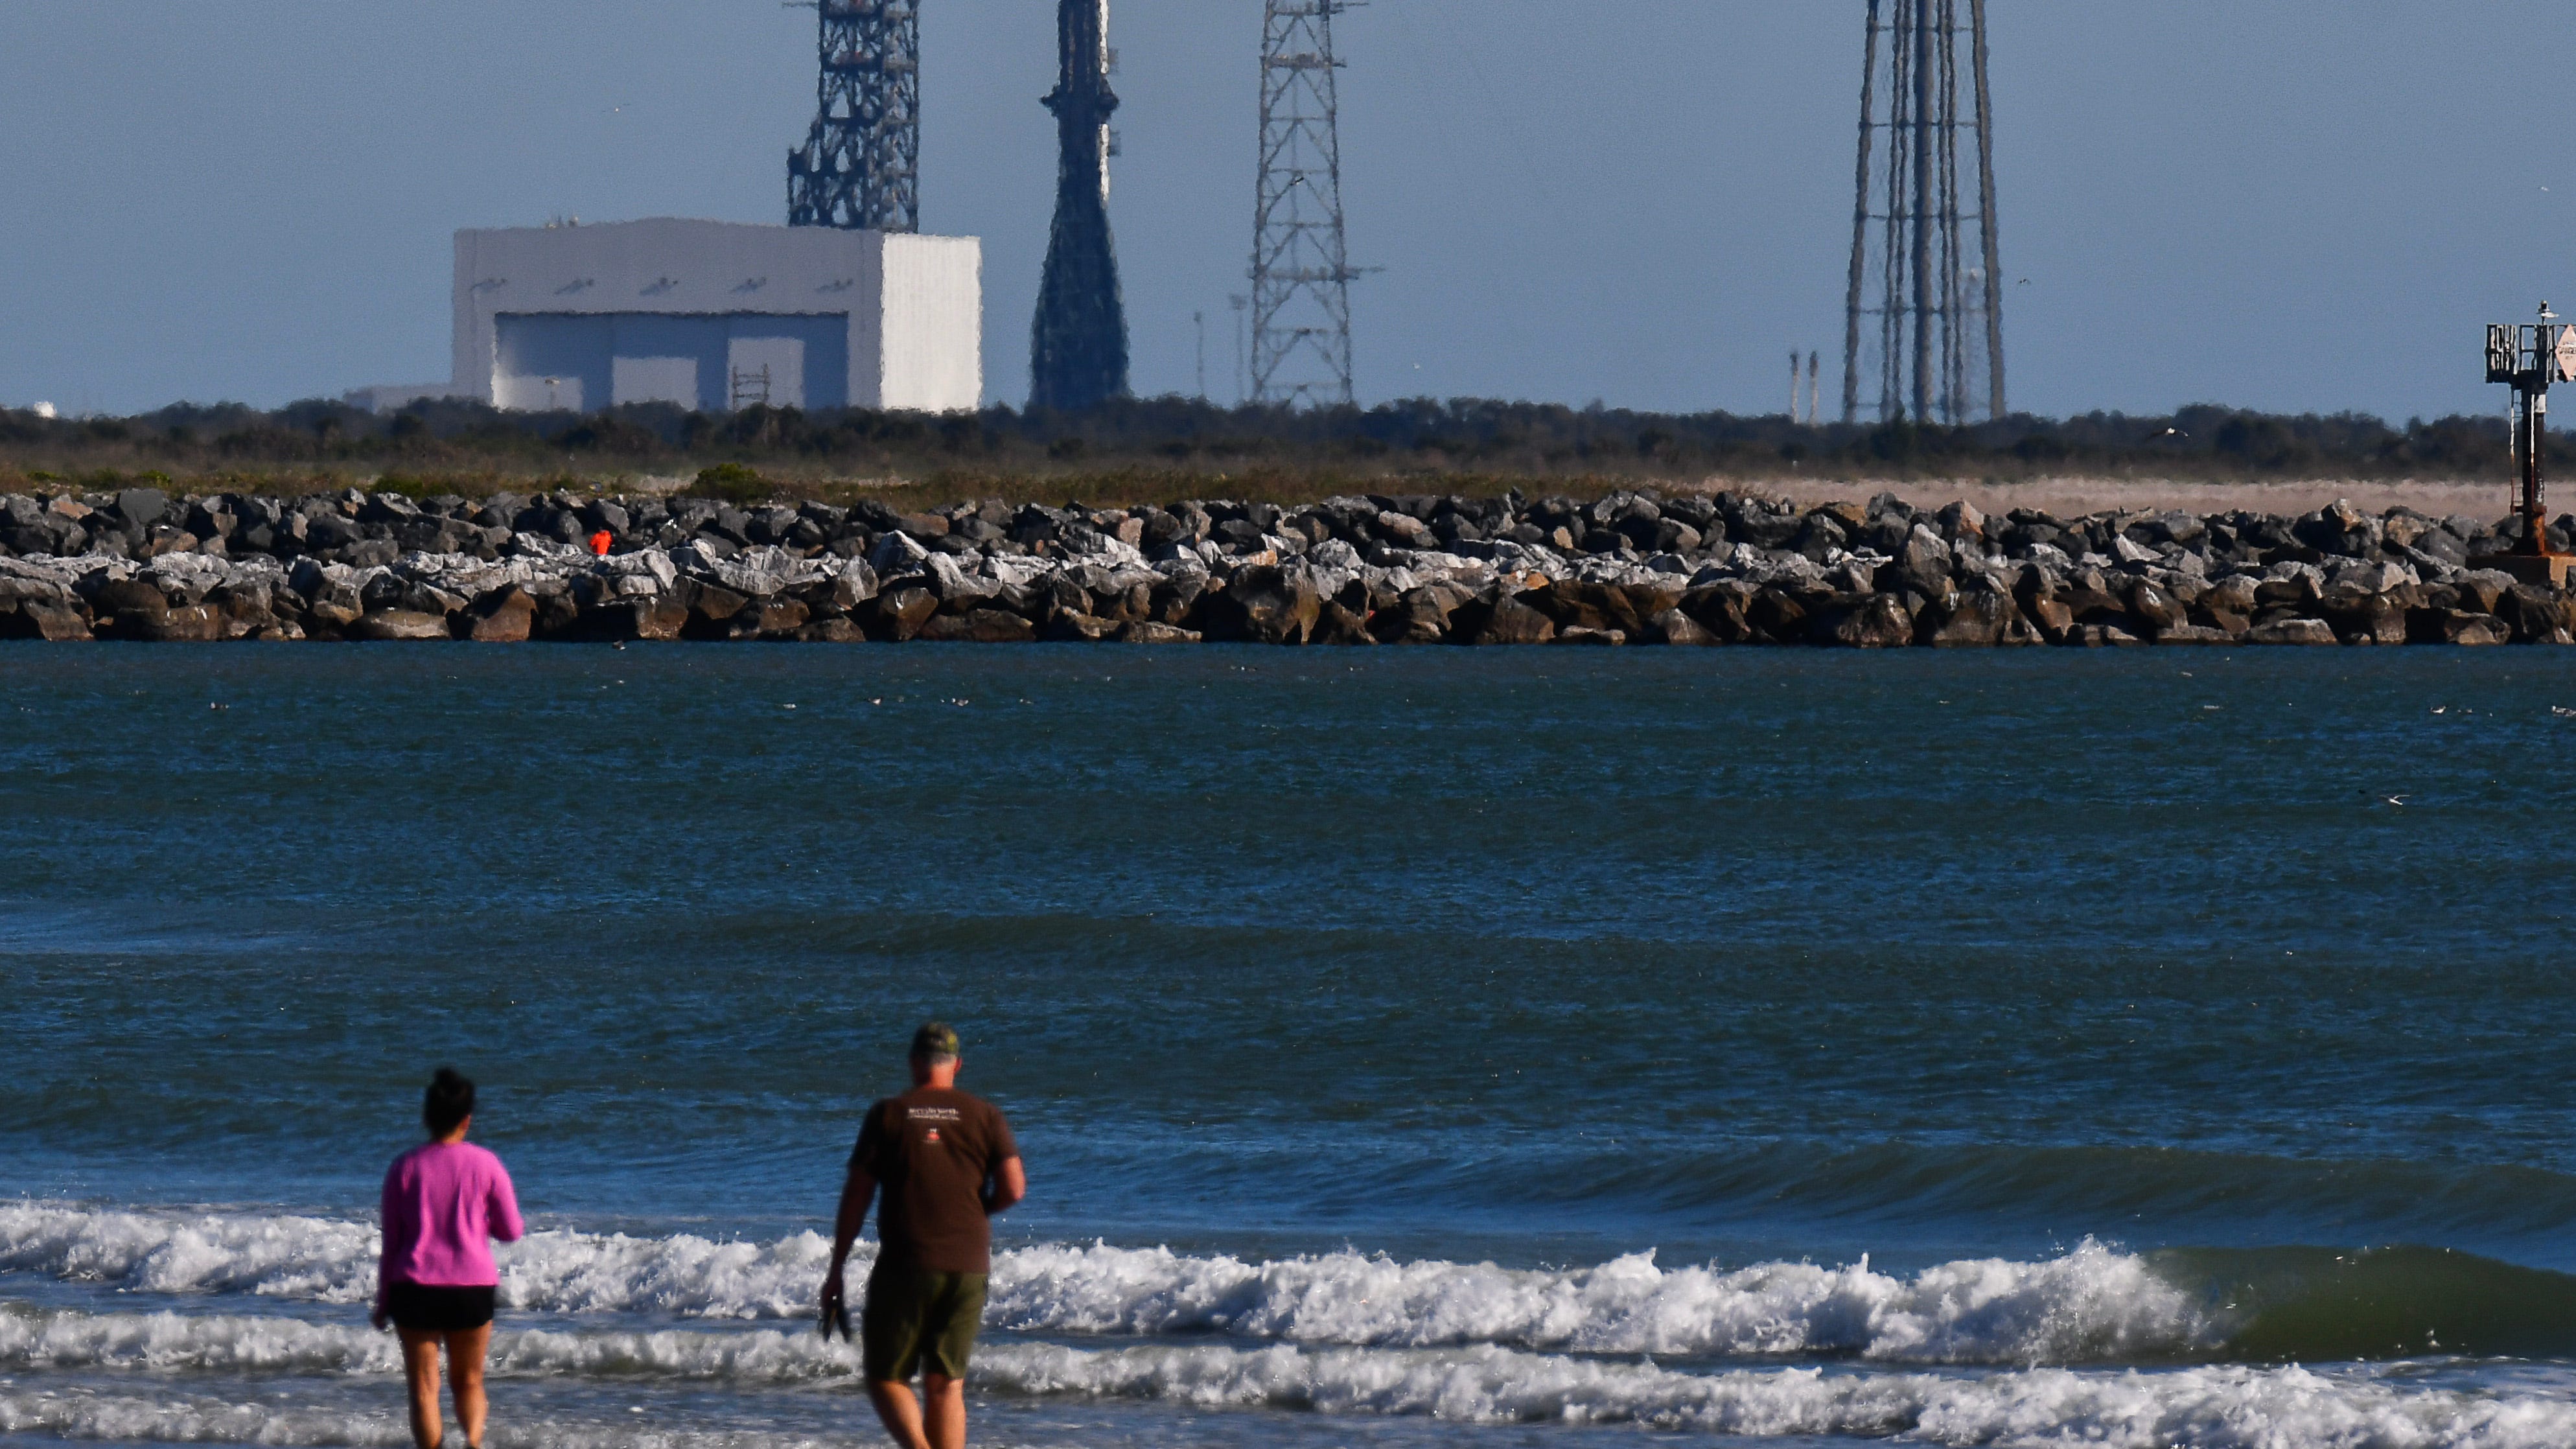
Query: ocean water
5,643,2576,1449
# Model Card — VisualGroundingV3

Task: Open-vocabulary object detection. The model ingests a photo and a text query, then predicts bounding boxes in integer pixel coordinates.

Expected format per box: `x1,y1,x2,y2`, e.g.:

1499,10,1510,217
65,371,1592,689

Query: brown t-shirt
849,1086,1019,1275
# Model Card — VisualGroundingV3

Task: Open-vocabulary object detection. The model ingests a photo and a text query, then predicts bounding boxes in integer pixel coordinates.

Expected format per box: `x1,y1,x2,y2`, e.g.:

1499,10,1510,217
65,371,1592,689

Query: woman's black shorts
386,1282,497,1333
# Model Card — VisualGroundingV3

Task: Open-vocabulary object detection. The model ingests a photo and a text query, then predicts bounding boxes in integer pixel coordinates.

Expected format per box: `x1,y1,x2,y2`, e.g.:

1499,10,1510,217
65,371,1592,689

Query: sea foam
0,1203,2209,1363
3,1312,2573,1449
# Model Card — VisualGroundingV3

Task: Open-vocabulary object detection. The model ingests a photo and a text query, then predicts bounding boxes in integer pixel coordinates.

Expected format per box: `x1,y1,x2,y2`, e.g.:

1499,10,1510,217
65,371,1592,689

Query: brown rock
1746,587,1812,644
690,583,750,623
349,609,454,642
2497,585,2576,643
799,617,866,642
875,586,937,642
1213,566,1320,644
1650,608,1716,645
2128,579,2188,635
1921,590,2016,647
1470,594,1557,645
917,609,1036,643
1553,626,1627,645
91,579,168,619
466,589,535,643
1815,592,1916,648
1617,581,1686,625
2069,623,2148,647
1680,583,1754,642
1369,587,1451,644
122,605,226,642
2408,609,2510,646
1313,599,1376,645
750,599,810,636
1045,612,1117,642
12,603,93,641
2244,618,2338,646
1117,621,1202,644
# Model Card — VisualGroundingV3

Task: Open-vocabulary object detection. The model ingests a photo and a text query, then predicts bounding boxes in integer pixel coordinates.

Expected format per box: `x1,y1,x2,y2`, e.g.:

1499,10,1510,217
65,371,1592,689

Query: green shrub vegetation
0,395,2521,506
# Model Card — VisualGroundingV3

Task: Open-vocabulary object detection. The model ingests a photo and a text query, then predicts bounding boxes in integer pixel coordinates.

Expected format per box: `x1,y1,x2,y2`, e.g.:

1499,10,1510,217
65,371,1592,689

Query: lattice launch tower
788,1,922,233
1249,1,1360,408
1030,0,1131,411
1842,0,2004,424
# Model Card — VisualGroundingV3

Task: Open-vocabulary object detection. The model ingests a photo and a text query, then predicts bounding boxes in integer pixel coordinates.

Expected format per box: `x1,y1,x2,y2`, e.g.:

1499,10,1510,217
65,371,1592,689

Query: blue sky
0,1,2566,419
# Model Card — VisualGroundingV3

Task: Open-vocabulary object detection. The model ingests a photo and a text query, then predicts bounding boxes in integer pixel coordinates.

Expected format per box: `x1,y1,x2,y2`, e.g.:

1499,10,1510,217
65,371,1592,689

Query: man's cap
911,1021,960,1058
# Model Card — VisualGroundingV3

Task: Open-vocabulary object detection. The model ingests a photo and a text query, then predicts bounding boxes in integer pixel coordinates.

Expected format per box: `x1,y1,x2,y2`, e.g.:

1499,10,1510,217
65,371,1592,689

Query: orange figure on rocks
589,530,613,557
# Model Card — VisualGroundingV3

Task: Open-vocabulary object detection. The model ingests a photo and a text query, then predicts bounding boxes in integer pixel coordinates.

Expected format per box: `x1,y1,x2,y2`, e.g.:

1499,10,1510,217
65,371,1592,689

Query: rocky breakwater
1,483,2572,647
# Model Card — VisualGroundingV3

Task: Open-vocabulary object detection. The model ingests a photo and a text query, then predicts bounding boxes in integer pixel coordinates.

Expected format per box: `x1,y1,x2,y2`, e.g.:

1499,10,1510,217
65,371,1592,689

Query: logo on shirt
923,1128,942,1143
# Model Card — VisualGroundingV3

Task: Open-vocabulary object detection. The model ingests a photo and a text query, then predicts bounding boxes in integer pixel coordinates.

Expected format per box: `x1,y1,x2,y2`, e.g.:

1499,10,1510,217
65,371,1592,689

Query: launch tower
1841,0,2005,424
1249,1,1360,408
1030,0,1130,411
787,1,922,233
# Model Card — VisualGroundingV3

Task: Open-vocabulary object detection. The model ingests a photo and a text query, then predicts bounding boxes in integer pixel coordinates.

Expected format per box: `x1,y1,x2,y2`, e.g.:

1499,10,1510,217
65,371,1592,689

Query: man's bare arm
984,1157,1026,1216
824,1166,877,1315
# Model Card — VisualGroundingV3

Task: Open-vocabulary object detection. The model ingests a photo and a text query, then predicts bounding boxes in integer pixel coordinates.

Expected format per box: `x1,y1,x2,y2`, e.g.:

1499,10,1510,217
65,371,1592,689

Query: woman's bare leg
444,1325,494,1448
397,1329,445,1449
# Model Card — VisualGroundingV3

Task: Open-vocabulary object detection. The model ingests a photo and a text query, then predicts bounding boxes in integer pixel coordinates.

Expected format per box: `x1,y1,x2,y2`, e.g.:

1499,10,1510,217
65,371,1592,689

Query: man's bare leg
868,1381,935,1449
920,1374,966,1449
397,1330,445,1449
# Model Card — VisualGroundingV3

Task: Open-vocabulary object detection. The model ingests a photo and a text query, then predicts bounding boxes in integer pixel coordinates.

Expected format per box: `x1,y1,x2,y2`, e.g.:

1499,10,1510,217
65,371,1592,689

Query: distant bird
2433,706,2447,714
2017,277,2031,286
2384,795,2409,807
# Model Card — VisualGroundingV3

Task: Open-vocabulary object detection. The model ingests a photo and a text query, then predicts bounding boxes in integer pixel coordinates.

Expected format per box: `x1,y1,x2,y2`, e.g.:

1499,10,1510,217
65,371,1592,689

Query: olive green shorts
862,1264,989,1382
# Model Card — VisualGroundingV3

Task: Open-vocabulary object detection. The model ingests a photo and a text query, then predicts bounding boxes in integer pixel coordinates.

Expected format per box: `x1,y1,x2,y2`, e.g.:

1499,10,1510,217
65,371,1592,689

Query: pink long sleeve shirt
377,1141,525,1296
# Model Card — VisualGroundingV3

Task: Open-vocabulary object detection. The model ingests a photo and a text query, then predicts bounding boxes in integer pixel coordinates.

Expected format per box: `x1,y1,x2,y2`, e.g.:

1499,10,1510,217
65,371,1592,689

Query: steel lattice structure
1249,1,1359,408
1030,0,1130,411
1841,0,2004,425
788,0,920,233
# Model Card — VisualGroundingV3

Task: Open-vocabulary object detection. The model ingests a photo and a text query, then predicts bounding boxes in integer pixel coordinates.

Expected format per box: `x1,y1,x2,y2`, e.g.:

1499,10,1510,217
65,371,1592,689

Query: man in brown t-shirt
822,1022,1025,1449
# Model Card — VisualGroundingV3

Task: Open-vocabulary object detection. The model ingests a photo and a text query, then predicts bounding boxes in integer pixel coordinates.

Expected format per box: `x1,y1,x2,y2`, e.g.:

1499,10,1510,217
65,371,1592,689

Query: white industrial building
352,218,981,415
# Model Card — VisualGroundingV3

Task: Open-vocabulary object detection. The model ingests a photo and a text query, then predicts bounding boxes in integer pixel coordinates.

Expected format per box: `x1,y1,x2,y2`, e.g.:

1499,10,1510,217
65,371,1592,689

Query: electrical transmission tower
1250,1,1360,408
1841,0,2004,425
1031,0,1130,411
787,1,921,233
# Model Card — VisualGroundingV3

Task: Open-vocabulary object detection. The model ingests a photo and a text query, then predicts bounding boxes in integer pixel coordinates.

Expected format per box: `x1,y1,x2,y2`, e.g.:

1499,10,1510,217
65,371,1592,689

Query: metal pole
1969,0,2006,420
1910,0,1934,423
1842,0,1883,425
2525,353,2548,555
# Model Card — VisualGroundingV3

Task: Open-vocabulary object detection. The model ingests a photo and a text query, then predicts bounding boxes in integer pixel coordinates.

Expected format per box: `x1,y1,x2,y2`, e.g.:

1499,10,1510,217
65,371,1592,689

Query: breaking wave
10,1203,2576,1365
0,1203,2207,1363
6,1325,2576,1449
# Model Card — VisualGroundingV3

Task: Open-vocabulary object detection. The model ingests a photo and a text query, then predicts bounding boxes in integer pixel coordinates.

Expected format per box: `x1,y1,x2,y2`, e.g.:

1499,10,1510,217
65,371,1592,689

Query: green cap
911,1021,960,1058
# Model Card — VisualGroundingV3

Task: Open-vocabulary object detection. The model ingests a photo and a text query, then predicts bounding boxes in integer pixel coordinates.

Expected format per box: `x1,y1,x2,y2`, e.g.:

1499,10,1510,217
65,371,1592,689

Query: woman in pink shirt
373,1068,524,1449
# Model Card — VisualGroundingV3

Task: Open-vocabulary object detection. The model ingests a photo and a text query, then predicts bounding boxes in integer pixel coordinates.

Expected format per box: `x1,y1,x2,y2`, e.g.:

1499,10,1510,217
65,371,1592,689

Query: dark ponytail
423,1067,476,1137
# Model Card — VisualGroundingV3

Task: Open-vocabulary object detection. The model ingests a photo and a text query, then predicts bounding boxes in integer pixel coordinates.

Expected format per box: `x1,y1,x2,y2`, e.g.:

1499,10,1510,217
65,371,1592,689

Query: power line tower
787,1,921,233
1841,0,2004,425
1250,0,1360,408
1031,0,1130,411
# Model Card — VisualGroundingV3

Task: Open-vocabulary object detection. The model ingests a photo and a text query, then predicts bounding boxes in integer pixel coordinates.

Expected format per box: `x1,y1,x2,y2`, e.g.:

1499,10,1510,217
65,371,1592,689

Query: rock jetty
1,483,2570,646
